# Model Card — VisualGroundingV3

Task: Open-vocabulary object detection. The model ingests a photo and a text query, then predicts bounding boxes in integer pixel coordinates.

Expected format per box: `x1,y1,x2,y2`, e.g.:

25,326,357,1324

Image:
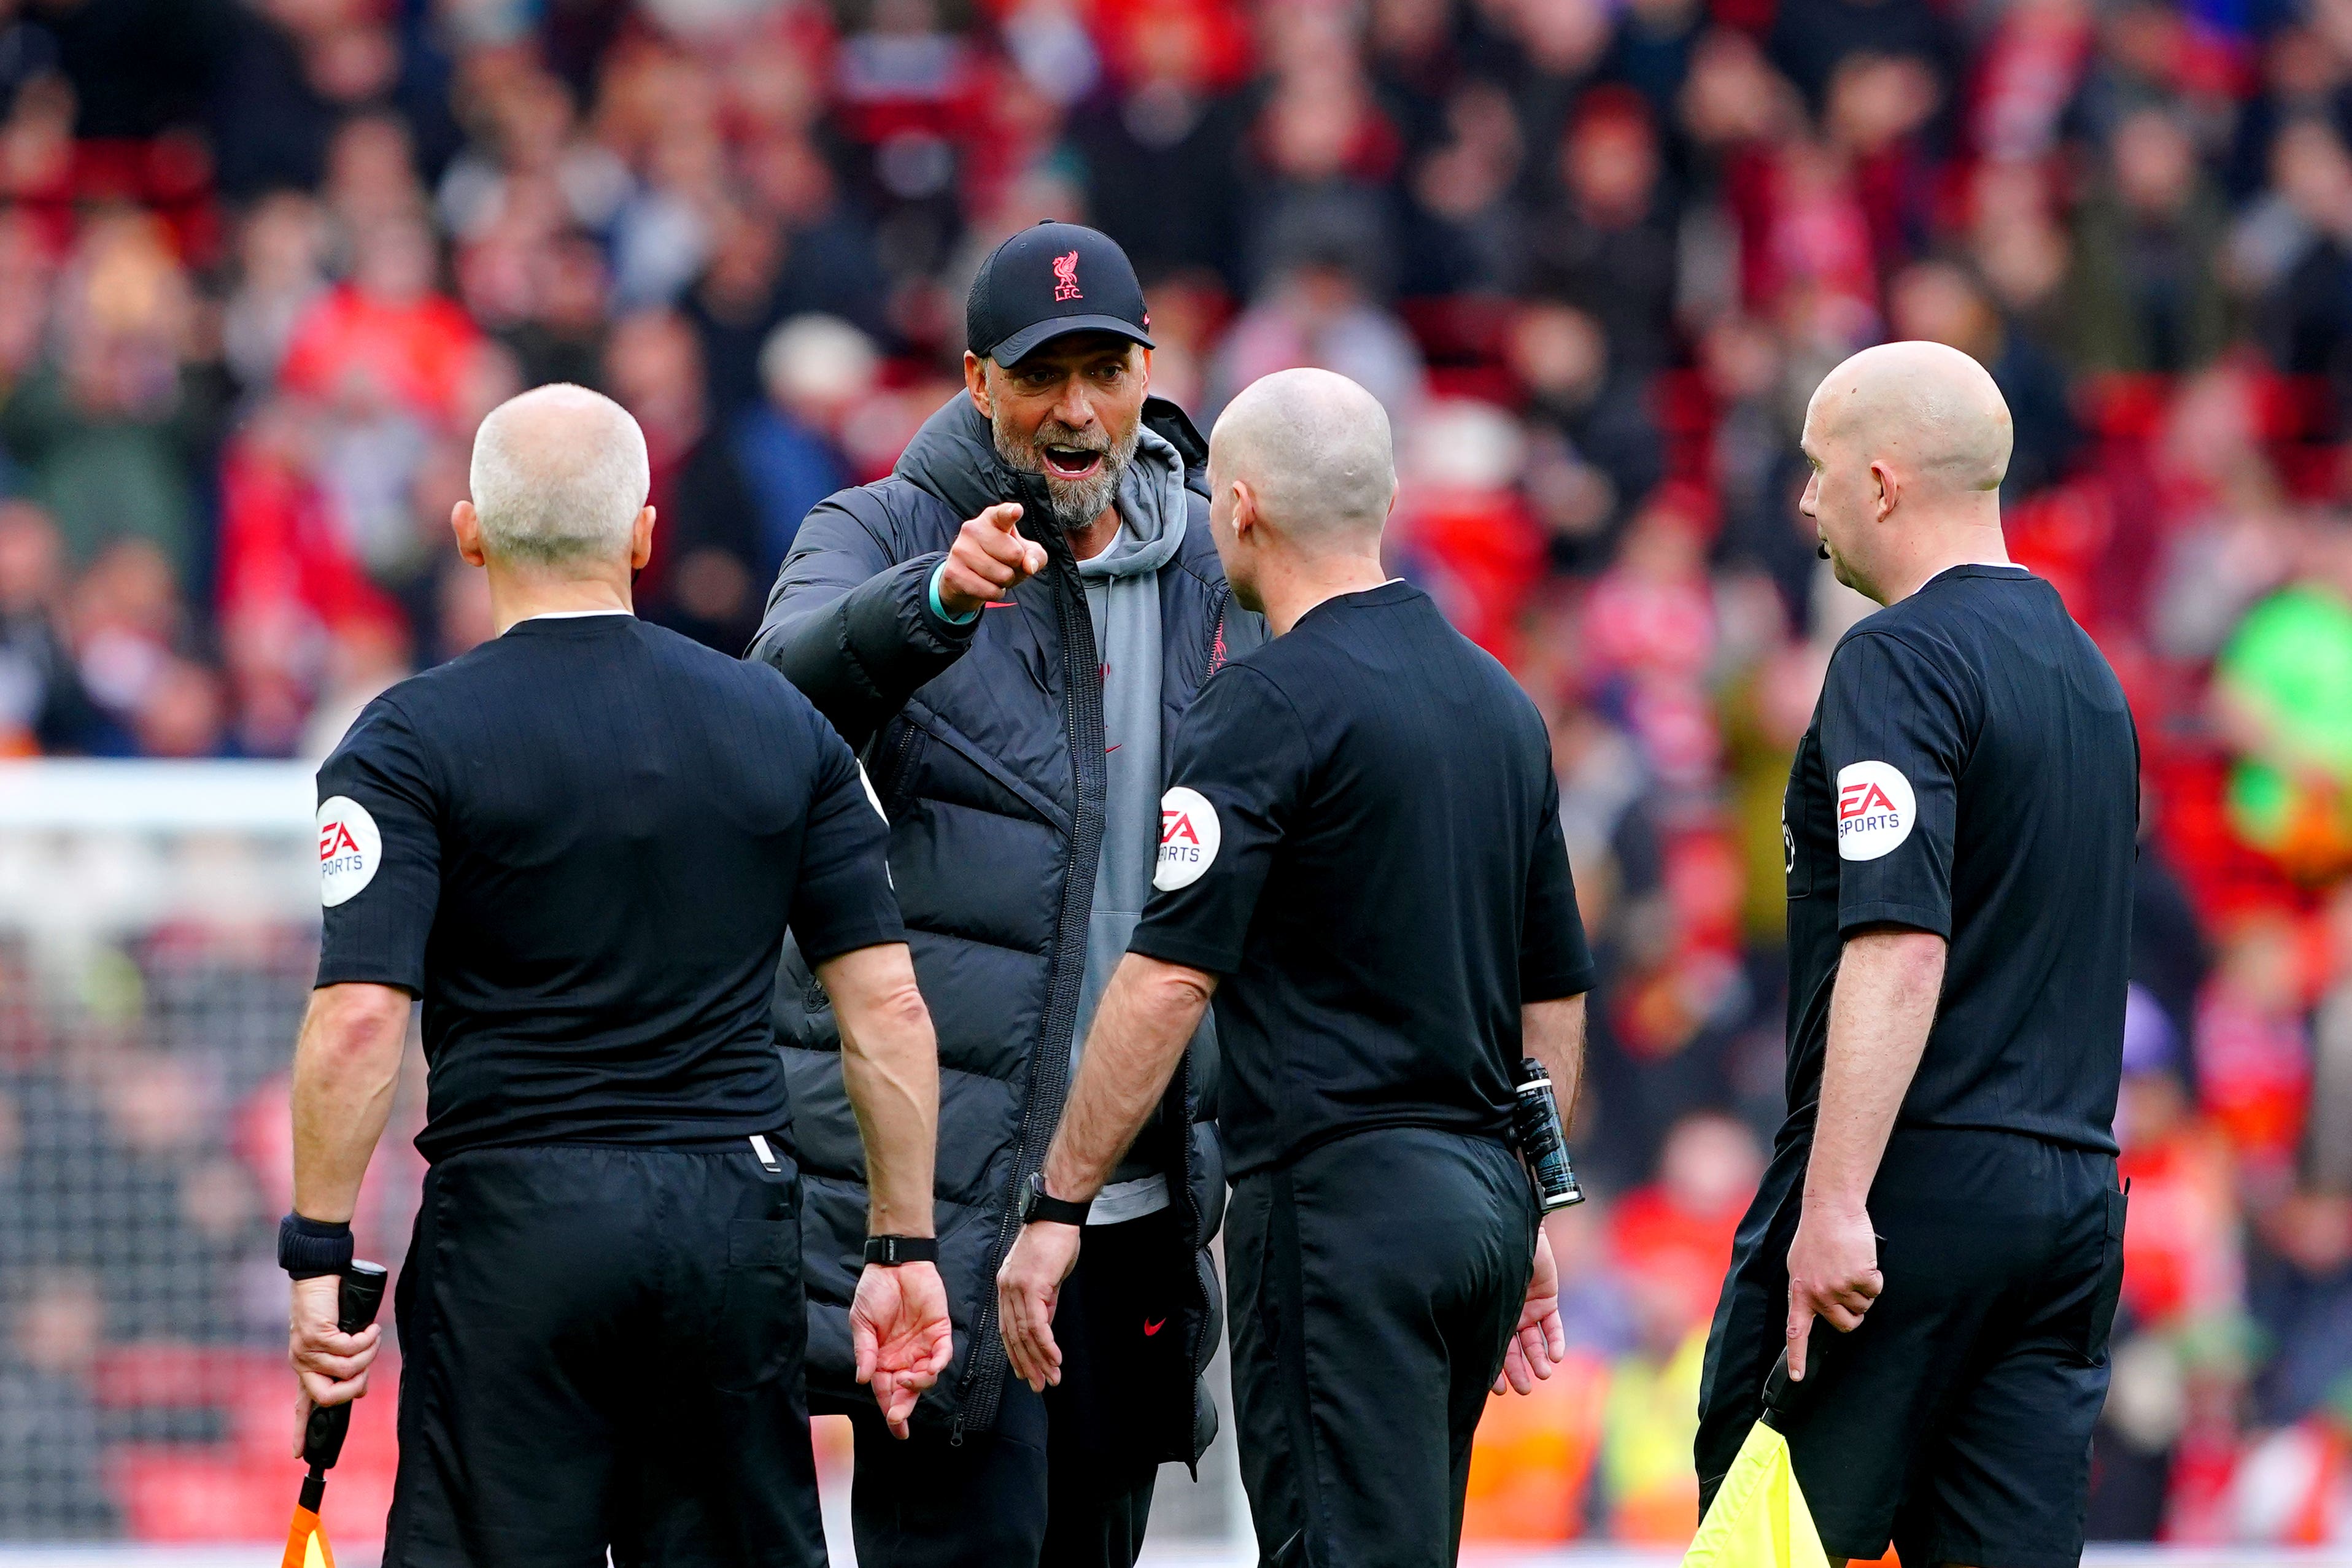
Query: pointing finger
1786,1288,1813,1382
981,502,1024,533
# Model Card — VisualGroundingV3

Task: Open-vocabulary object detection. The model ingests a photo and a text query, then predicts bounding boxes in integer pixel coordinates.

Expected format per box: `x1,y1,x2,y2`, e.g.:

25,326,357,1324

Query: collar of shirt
505,609,635,635
1922,563,2035,591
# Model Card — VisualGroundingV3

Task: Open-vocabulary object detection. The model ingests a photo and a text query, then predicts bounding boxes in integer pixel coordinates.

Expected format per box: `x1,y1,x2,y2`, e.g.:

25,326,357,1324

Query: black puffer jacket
749,392,1248,1458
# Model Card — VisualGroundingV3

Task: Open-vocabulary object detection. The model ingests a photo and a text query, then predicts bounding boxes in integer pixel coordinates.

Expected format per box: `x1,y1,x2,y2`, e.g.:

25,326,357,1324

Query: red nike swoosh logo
1105,743,1121,754
1143,1318,1166,1336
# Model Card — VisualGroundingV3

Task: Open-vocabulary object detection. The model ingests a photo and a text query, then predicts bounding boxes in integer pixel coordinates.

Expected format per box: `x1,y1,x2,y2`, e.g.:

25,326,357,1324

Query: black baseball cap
967,221,1155,366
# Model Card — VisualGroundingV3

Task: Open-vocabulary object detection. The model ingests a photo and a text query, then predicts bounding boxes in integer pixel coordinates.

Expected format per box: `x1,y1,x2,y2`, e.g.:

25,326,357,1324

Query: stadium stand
0,0,2350,1548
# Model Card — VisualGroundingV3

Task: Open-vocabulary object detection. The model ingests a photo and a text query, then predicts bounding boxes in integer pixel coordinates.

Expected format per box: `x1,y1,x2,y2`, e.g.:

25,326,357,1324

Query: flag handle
285,1261,388,1568
1761,1341,1827,1432
302,1262,390,1476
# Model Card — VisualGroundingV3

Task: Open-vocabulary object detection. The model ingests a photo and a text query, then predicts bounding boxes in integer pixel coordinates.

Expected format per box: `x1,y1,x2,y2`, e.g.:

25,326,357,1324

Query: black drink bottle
1513,1058,1585,1211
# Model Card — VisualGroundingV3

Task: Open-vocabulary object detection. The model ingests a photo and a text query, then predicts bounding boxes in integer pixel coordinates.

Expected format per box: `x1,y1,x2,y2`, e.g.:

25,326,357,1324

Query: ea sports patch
316,796,382,907
1834,761,1916,861
1155,787,1220,890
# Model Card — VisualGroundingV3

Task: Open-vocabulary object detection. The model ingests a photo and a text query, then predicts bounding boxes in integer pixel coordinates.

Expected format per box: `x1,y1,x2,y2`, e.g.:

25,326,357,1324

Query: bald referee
1695,343,2137,1568
998,369,1596,1567
282,385,951,1567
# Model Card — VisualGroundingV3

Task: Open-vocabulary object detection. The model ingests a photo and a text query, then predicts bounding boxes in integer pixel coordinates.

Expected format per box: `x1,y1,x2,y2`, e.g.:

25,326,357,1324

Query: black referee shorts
1226,1127,1536,1568
382,1141,826,1568
1696,1127,2127,1568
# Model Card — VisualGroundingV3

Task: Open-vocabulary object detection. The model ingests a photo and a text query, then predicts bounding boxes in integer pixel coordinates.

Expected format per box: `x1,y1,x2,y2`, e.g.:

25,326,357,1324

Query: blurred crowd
2,0,2352,1547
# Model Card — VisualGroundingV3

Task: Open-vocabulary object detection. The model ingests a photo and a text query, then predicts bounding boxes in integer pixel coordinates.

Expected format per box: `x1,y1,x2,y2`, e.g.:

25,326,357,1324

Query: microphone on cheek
1817,540,1831,561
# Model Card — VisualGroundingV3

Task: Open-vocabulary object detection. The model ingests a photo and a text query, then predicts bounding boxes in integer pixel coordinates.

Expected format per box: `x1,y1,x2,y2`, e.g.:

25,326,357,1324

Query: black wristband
278,1213,355,1280
1019,1170,1091,1226
864,1235,938,1267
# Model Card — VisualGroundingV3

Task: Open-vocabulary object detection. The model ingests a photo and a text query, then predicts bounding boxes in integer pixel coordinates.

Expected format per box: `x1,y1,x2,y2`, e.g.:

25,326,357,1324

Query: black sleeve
1128,665,1315,976
314,697,441,995
1817,631,1973,940
1522,766,1598,1000
745,487,978,751
789,712,908,964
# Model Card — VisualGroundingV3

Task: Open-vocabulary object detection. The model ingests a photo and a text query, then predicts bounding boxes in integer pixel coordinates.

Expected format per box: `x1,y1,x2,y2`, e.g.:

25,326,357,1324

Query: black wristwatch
1018,1170,1091,1227
863,1235,938,1266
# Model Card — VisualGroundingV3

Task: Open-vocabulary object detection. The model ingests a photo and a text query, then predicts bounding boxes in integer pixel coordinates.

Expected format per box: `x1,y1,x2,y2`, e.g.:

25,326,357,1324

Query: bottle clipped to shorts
1513,1058,1585,1211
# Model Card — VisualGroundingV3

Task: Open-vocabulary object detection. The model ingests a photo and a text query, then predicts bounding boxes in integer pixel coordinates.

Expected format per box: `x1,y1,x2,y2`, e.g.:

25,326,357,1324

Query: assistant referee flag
1684,1354,1829,1568
280,1505,335,1568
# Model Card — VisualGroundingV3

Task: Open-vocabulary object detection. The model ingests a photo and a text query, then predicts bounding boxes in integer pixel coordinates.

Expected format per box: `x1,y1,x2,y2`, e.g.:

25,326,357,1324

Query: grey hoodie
1073,427,1192,1217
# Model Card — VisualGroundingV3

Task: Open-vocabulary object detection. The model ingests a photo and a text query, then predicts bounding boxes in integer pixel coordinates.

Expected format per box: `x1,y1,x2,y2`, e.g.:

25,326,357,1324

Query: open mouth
1039,444,1104,481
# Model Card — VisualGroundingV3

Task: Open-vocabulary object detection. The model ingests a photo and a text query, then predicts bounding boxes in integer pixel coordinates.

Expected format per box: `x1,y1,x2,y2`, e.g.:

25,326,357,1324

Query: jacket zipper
882,719,920,813
950,565,1231,1452
954,541,1108,1441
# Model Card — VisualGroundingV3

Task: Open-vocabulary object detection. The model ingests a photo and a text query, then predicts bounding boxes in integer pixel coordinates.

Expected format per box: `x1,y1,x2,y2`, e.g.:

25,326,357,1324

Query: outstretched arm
749,496,1044,750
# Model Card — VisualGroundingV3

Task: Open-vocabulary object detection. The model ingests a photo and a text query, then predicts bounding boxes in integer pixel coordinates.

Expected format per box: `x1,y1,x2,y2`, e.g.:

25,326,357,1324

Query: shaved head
469,384,650,566
1209,368,1396,542
1798,341,2017,605
1806,341,2013,497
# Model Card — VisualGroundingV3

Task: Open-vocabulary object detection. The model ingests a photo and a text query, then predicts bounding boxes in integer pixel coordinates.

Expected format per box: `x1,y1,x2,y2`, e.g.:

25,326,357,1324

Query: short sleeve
1522,768,1598,1000
1818,631,1972,939
1128,665,1314,976
314,697,441,994
789,716,907,964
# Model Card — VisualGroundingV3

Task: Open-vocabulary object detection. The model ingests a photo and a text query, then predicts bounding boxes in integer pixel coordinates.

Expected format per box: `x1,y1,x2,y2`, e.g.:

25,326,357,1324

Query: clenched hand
288,1273,380,1458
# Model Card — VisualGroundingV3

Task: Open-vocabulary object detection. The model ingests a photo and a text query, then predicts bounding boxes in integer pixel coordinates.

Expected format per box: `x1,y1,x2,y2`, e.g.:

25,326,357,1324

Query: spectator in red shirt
279,217,482,423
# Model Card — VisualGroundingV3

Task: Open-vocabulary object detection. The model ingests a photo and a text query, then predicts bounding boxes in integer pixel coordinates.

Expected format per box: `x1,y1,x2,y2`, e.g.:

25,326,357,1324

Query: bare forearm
1041,954,1214,1201
1522,992,1588,1135
1806,930,1946,1215
290,984,412,1224
821,944,941,1237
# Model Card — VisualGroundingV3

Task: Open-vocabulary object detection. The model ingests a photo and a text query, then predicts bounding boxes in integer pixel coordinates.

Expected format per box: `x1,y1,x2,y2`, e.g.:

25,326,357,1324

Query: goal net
0,761,1241,1553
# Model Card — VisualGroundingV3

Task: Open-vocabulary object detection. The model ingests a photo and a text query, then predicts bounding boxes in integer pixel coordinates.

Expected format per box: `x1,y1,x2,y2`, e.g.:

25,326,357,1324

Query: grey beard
994,411,1140,531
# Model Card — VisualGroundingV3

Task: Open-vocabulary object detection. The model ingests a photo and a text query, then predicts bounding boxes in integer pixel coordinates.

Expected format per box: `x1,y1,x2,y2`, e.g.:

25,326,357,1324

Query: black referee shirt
1129,581,1596,1178
1783,564,2137,1155
313,612,903,1163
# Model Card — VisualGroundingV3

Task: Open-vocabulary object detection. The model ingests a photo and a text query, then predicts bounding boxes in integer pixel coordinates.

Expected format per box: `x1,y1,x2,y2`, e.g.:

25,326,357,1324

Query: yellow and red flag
282,1504,336,1568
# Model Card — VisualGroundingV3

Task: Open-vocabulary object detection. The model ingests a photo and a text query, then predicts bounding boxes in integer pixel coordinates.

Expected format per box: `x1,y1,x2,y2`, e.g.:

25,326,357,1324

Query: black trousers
1226,1127,1536,1568
845,1208,1193,1568
1696,1127,2127,1568
382,1141,825,1568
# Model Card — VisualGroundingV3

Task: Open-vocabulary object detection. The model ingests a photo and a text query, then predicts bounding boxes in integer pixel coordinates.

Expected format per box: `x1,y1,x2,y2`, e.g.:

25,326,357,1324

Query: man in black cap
748,223,1258,1567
